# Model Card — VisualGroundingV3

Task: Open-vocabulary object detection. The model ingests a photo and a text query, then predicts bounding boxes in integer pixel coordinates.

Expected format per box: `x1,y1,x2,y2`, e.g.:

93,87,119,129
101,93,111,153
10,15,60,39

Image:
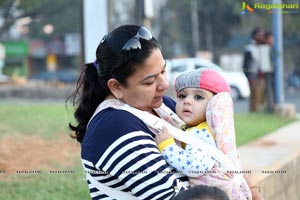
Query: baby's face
175,88,214,126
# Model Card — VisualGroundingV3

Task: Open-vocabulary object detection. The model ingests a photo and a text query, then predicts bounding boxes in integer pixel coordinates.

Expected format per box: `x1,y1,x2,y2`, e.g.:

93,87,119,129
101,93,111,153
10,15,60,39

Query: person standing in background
243,27,266,112
264,31,275,113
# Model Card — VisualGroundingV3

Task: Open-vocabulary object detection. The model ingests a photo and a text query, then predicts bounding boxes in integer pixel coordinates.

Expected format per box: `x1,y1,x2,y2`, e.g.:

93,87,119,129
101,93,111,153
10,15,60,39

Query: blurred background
0,0,299,106
0,1,299,199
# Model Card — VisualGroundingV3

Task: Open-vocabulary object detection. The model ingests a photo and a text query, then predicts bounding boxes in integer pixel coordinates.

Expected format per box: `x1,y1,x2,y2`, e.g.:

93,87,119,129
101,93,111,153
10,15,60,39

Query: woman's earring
116,94,123,106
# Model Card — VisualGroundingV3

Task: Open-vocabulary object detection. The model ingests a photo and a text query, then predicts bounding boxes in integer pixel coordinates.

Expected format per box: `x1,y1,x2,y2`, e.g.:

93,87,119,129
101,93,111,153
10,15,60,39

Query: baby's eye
178,94,186,99
194,95,204,100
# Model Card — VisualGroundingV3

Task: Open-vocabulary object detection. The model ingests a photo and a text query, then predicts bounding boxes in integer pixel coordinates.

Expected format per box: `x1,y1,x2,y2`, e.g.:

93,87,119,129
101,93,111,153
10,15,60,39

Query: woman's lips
154,95,163,100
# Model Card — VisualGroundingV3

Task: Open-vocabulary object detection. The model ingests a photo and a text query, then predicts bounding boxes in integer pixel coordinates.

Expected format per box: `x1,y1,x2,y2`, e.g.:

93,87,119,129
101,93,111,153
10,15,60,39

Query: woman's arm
244,174,264,200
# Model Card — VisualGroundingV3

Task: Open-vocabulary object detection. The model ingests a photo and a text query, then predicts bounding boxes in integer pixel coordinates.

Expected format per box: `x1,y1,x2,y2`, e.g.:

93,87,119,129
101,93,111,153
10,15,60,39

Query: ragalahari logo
240,2,299,15
241,2,254,15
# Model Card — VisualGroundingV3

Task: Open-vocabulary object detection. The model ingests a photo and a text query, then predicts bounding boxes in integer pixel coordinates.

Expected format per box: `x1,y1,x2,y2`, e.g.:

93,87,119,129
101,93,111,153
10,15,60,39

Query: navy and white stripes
81,101,188,199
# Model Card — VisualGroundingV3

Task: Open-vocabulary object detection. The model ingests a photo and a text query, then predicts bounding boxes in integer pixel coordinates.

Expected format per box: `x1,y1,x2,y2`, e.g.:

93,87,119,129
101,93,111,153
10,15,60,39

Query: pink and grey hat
175,68,231,94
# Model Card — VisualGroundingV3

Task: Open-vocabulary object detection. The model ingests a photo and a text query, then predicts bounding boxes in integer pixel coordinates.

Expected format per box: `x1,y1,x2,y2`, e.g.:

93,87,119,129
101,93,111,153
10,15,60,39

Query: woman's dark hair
68,25,160,143
172,185,230,200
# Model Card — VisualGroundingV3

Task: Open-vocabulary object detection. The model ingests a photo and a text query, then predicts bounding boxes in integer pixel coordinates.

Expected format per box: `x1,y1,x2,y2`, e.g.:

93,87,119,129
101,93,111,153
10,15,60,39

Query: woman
68,25,193,200
69,25,263,200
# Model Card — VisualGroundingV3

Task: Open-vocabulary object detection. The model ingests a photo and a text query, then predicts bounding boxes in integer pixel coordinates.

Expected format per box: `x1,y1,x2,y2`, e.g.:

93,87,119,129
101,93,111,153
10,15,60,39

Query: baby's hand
155,126,173,144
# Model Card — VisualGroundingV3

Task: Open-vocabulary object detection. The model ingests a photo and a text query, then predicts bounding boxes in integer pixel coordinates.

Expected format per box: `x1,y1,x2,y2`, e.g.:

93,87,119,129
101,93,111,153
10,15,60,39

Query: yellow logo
241,1,299,15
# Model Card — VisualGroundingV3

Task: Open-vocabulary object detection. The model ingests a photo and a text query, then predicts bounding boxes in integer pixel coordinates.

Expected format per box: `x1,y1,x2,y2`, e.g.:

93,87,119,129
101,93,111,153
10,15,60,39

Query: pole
272,0,284,104
144,0,154,29
135,0,144,26
80,0,85,67
191,0,199,57
82,0,108,63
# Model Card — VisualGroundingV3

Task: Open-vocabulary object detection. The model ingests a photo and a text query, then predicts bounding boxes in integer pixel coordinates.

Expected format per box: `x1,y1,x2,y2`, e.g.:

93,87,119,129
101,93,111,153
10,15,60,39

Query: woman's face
119,48,169,111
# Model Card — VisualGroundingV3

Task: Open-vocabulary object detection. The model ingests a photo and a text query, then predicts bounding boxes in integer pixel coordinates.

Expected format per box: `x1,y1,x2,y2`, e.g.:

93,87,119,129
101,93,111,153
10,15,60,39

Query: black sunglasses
98,27,153,77
100,26,153,52
121,26,153,51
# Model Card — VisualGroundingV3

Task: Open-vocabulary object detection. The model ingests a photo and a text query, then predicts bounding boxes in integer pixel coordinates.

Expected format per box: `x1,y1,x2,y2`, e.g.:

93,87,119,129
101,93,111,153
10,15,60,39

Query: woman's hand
251,187,264,200
155,126,174,144
244,174,265,200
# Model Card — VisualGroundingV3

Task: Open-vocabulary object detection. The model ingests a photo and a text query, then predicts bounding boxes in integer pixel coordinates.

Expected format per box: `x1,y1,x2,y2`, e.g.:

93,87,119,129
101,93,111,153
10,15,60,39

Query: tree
159,0,193,58
158,0,242,58
0,0,80,40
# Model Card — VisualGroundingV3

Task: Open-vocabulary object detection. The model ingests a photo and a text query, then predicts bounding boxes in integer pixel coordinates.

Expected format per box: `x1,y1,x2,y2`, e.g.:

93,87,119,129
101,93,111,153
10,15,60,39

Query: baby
156,68,252,200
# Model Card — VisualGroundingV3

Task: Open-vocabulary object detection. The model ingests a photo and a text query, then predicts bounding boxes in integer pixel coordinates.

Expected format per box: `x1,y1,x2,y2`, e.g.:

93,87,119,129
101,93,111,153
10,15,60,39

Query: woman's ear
107,79,123,99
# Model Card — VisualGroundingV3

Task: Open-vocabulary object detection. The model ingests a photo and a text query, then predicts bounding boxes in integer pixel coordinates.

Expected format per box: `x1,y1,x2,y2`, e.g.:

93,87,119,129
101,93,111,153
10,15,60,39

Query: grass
235,112,294,146
0,162,90,200
0,101,89,200
0,101,295,199
0,101,75,138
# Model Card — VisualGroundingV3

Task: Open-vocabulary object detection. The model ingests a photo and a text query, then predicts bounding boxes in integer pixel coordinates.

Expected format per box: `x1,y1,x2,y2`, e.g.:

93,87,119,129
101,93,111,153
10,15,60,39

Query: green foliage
197,0,241,47
159,0,193,57
159,0,300,62
28,0,81,40
0,0,80,40
160,0,242,57
283,14,300,37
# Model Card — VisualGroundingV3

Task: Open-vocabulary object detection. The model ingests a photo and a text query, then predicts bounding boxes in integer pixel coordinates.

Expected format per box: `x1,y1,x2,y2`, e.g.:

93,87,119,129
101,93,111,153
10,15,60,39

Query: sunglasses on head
100,26,153,53
121,26,153,51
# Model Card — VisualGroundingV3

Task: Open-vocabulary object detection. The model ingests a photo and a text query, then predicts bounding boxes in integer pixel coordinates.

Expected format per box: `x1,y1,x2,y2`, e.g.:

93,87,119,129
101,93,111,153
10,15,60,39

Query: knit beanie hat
175,68,231,93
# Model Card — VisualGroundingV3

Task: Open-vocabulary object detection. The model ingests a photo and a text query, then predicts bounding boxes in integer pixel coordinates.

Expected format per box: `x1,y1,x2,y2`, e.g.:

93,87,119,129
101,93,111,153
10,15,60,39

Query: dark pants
265,73,274,113
249,77,266,112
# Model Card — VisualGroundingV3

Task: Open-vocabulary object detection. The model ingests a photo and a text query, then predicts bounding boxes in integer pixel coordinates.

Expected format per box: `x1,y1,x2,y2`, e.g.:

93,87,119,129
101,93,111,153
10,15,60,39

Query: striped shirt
81,97,189,199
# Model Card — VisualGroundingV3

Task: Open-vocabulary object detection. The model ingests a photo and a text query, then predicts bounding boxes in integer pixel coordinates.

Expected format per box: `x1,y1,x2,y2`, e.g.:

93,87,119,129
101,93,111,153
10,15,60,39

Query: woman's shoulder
82,108,153,159
83,108,154,146
88,107,151,137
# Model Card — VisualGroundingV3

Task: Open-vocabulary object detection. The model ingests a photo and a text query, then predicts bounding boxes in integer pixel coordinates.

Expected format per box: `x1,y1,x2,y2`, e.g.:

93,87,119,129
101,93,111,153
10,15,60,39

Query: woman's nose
158,74,169,91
